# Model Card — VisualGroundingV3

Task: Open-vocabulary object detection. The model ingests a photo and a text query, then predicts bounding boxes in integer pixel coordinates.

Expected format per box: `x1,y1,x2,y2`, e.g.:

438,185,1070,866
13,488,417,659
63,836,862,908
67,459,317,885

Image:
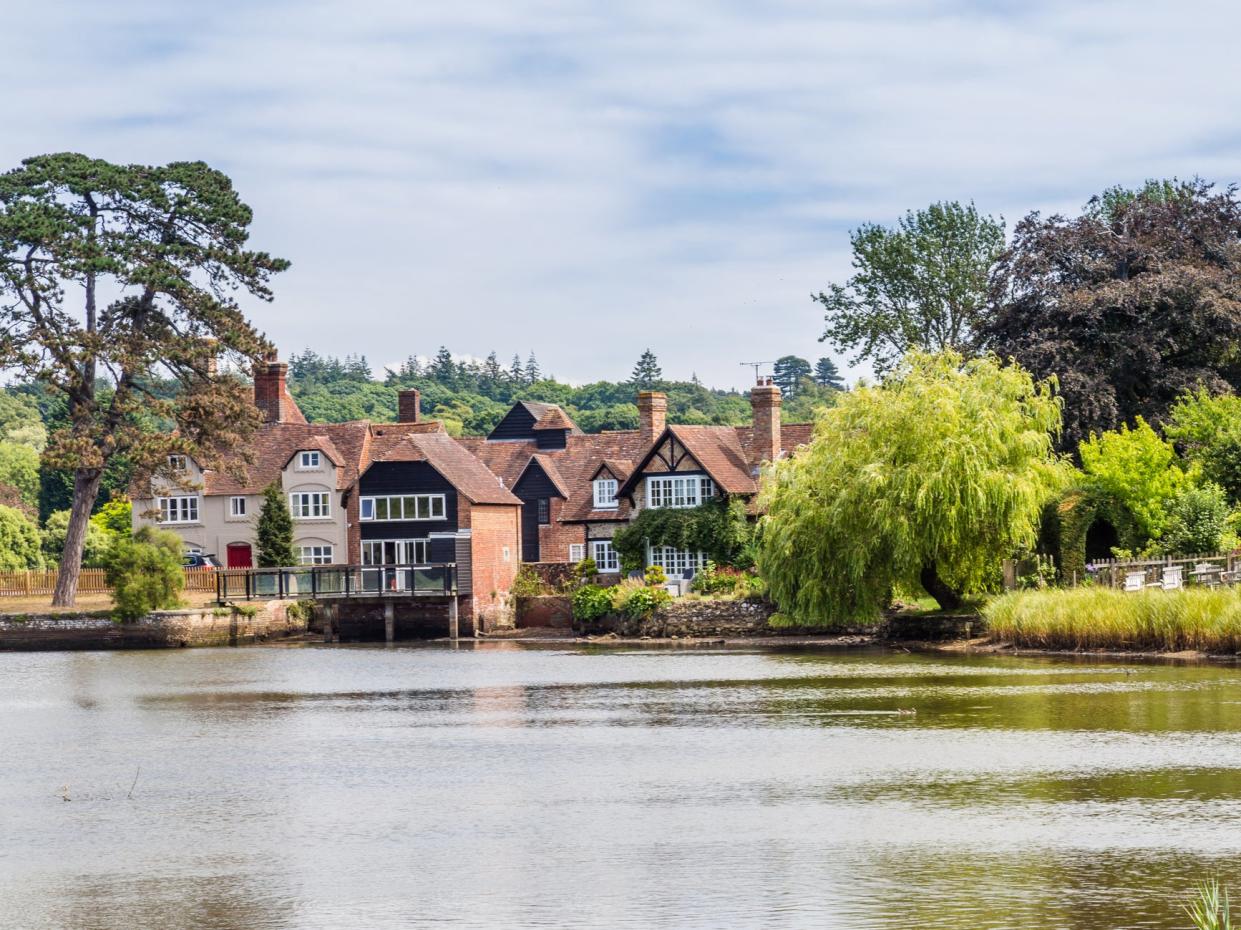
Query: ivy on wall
613,497,755,572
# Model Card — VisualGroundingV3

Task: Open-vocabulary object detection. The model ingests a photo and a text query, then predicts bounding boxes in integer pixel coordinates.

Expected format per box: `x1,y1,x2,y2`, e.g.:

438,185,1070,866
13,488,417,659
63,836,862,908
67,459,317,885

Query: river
2,643,1239,929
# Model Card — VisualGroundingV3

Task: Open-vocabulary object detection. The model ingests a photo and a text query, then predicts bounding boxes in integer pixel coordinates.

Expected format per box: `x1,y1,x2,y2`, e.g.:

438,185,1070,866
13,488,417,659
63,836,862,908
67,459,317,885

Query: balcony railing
216,563,457,602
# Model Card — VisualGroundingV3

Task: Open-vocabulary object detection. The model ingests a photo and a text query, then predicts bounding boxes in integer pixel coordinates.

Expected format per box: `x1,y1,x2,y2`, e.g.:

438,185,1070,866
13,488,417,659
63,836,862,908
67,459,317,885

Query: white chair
1161,566,1183,590
1123,571,1146,592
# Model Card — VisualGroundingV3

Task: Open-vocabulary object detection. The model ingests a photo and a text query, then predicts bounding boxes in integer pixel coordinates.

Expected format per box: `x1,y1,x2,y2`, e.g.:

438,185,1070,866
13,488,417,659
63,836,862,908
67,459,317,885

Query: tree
816,201,1004,374
1161,482,1230,555
772,356,812,397
524,352,541,385
0,504,43,571
90,498,133,538
0,154,286,604
42,508,113,567
630,349,662,388
256,482,294,567
1164,388,1241,504
509,354,524,385
758,351,1064,620
1078,417,1190,542
105,526,184,620
0,441,39,511
429,346,456,386
813,357,845,390
983,178,1241,449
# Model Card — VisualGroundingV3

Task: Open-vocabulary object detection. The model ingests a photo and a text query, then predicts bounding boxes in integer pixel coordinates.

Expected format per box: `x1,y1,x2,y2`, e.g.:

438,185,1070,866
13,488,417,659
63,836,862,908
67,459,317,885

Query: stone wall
589,598,778,638
0,601,305,651
883,613,985,641
515,595,573,629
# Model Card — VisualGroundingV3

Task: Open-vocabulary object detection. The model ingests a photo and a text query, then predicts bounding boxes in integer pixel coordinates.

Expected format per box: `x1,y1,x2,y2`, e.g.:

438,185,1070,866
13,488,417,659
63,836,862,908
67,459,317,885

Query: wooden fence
0,567,221,597
1004,552,1241,591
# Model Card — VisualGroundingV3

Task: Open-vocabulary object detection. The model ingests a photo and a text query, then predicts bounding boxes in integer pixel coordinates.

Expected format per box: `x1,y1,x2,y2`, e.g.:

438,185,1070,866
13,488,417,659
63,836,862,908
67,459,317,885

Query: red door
226,543,253,568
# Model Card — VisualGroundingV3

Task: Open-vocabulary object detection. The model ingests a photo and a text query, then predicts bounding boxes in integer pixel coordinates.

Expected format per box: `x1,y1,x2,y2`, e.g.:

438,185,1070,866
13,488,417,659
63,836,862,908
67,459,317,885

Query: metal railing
216,563,457,602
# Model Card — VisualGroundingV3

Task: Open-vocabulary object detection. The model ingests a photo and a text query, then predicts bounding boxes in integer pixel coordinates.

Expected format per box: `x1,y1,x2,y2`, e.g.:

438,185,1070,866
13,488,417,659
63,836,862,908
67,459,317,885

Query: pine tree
813,357,845,390
481,351,504,396
256,483,295,568
630,349,662,388
524,352,541,384
773,356,812,396
430,346,456,386
509,354,524,385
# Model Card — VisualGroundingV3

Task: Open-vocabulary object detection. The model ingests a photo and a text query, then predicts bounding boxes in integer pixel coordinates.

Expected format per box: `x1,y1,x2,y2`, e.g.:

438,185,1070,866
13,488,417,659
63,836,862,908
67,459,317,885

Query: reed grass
984,586,1241,652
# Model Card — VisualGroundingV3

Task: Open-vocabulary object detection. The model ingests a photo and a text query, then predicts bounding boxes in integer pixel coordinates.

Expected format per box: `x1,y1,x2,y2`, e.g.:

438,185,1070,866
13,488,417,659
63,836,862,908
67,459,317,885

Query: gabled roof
365,429,520,506
615,425,759,498
533,407,578,432
591,459,633,482
198,421,372,495
281,435,345,469
517,453,571,498
487,401,583,441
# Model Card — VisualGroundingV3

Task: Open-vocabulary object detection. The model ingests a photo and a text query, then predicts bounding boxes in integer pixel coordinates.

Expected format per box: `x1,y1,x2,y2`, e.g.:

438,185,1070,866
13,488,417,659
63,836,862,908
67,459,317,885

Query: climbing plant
612,497,753,572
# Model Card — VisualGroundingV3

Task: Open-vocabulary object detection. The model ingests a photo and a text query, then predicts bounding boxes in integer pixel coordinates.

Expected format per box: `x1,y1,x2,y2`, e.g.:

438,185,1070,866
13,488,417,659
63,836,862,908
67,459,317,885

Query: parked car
183,553,222,569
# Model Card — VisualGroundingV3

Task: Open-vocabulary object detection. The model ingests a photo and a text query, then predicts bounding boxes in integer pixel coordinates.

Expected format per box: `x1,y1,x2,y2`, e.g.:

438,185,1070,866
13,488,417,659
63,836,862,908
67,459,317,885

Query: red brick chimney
253,352,307,425
398,389,421,424
749,378,782,465
637,391,667,446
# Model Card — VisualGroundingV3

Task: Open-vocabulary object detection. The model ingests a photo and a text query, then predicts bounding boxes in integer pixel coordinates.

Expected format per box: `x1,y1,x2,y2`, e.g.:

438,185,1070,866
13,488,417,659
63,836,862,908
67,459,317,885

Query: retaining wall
0,601,305,651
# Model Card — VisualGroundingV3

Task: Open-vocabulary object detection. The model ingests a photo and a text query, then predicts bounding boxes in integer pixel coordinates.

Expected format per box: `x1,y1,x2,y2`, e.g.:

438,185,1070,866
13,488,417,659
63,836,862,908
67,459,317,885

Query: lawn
0,590,219,616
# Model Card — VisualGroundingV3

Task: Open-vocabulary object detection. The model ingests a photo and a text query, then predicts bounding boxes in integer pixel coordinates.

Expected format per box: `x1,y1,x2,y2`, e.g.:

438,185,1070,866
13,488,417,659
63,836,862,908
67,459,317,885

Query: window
299,451,320,469
591,540,619,573
298,545,334,565
229,496,247,517
167,454,187,472
502,546,511,562
359,494,446,522
569,543,585,562
646,475,715,509
289,492,330,519
593,478,618,509
158,496,199,524
537,498,550,524
362,539,430,564
649,547,708,577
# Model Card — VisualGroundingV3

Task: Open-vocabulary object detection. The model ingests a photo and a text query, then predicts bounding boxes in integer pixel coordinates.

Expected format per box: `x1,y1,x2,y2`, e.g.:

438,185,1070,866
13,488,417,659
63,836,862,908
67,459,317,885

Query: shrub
612,578,671,618
0,504,43,571
571,583,613,622
105,526,185,621
42,508,113,567
691,562,768,599
510,564,546,598
643,564,667,587
573,557,597,581
256,483,294,567
1161,483,1230,555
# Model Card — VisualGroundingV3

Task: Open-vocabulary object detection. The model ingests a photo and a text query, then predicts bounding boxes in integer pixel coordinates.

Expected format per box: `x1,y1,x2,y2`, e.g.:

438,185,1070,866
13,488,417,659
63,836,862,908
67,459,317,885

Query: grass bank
984,587,1241,652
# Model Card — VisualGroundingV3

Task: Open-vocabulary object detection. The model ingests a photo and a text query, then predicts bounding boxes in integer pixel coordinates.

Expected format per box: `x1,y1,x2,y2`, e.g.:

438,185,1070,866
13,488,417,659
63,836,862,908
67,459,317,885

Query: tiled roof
532,407,578,432
367,429,521,506
202,421,372,495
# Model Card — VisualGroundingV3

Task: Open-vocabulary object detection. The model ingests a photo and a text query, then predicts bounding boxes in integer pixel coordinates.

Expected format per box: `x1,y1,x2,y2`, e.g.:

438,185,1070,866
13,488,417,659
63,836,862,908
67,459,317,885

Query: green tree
772,356,812,397
1160,482,1230,555
0,504,43,571
0,441,40,511
813,357,845,390
0,390,46,450
1164,388,1241,504
630,349,662,389
759,351,1064,620
43,508,113,567
105,526,184,620
524,352,541,384
984,178,1241,448
1078,417,1189,542
0,153,286,604
91,498,132,538
816,201,1004,374
256,483,295,567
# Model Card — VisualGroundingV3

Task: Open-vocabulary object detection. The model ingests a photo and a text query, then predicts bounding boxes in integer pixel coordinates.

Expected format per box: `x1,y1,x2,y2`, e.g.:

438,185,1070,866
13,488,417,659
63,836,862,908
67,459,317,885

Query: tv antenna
740,361,775,383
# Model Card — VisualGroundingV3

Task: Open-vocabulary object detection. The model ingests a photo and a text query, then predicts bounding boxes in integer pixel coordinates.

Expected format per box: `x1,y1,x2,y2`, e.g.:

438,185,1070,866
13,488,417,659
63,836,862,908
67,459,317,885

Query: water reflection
1,645,1240,929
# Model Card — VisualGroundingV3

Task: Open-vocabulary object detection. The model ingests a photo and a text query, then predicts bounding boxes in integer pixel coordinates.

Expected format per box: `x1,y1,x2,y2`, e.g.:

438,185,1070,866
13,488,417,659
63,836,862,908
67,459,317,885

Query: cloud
4,0,1241,389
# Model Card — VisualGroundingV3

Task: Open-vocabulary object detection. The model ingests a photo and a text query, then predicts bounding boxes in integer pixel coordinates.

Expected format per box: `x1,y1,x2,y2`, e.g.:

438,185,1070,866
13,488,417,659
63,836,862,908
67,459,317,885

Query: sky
4,0,1241,390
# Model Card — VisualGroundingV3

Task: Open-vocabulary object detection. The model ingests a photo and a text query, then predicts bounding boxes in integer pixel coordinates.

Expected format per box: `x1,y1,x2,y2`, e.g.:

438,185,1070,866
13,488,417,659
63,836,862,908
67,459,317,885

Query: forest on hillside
286,348,845,436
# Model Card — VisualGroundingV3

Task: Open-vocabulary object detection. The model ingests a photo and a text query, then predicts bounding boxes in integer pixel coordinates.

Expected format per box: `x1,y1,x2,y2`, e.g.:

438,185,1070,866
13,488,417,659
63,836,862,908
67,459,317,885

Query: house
131,356,369,568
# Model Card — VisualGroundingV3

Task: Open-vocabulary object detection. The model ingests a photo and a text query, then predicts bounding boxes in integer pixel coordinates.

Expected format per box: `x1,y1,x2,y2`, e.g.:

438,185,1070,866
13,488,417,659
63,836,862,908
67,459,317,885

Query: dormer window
299,451,320,469
168,454,187,472
593,478,618,509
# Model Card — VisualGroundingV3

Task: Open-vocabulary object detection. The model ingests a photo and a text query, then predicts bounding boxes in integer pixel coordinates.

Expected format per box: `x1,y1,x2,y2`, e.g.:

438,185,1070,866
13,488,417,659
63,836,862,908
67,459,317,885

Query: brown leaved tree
982,178,1241,450
0,153,287,604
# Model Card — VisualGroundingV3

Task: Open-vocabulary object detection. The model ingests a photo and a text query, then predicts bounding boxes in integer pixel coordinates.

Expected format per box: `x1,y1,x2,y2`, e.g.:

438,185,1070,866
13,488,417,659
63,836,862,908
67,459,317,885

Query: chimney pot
398,389,421,424
749,382,782,465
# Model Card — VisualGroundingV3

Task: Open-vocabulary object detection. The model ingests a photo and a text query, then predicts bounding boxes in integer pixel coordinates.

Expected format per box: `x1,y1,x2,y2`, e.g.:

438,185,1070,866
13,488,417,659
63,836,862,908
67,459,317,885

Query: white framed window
229,496,247,517
569,543,585,562
362,539,430,564
593,478,618,509
647,475,715,509
289,491,330,519
299,450,321,469
298,545,334,565
158,496,200,524
649,546,708,577
167,454,187,472
591,540,619,573
359,494,446,522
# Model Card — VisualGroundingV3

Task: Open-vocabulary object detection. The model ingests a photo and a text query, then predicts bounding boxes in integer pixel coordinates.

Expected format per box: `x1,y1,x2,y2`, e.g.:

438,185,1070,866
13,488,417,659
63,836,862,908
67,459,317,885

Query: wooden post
322,604,335,643
448,597,459,642
1001,559,1017,591
384,601,395,643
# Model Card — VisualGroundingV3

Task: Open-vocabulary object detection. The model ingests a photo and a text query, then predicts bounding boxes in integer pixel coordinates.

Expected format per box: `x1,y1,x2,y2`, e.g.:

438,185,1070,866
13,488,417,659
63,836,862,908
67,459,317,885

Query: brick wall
464,502,521,628
537,498,586,562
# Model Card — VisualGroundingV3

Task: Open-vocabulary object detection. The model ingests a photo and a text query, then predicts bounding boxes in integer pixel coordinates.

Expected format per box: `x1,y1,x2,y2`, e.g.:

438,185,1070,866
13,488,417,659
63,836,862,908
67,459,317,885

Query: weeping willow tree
758,350,1066,622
